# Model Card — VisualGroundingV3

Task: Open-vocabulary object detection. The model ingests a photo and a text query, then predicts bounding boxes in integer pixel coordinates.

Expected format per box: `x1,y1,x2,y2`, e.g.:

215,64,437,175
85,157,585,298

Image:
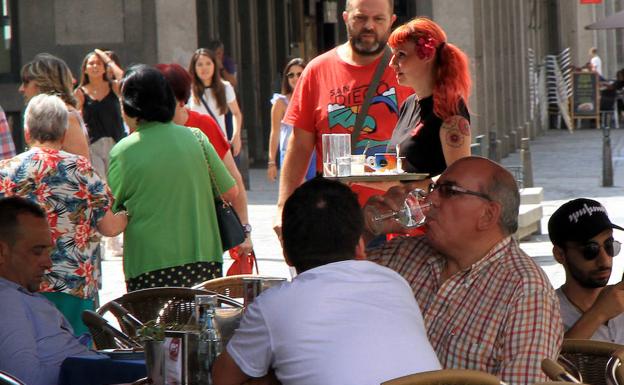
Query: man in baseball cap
549,198,624,343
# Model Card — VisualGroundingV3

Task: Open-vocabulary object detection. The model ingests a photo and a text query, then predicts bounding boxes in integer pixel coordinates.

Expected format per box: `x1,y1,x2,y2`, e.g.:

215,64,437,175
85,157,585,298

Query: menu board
572,72,599,118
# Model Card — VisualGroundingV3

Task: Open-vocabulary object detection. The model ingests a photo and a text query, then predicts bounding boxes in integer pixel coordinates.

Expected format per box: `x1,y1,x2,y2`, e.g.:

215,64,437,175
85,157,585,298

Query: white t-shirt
556,287,624,344
188,80,236,136
226,260,441,385
591,56,602,76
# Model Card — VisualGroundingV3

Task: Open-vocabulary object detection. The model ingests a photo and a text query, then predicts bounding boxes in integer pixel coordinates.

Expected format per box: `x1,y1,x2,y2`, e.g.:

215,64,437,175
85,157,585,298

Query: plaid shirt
369,236,563,385
0,110,15,160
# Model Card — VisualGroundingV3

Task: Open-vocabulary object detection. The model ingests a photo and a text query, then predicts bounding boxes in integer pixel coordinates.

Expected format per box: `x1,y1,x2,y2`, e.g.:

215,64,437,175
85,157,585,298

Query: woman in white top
188,48,243,156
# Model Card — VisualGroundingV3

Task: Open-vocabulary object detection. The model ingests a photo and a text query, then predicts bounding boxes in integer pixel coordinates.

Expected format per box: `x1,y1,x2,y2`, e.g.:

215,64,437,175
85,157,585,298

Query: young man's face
0,214,54,292
558,229,616,289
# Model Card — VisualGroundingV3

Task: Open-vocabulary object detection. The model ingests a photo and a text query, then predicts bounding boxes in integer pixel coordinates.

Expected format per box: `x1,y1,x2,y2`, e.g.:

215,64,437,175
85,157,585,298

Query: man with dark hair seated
0,196,96,385
549,198,624,343
212,177,441,385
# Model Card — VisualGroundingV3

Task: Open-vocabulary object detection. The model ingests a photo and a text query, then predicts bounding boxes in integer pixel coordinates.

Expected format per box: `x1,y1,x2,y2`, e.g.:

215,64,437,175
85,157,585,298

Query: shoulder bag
350,46,393,151
191,129,245,251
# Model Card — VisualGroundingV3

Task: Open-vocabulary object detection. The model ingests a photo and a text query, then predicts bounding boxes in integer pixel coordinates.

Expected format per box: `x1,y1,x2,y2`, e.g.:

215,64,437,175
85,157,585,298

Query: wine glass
364,189,431,235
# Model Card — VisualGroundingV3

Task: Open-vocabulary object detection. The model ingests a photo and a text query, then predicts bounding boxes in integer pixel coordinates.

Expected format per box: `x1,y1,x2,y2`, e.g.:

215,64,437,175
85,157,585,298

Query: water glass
336,156,352,176
322,134,351,176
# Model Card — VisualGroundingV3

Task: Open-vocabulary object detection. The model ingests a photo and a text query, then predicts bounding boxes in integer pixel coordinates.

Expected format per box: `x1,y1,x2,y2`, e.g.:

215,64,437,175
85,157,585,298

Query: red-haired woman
388,17,471,179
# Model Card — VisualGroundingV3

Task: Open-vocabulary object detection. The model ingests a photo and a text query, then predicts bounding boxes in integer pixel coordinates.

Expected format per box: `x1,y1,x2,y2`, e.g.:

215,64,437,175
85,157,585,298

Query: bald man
366,156,563,385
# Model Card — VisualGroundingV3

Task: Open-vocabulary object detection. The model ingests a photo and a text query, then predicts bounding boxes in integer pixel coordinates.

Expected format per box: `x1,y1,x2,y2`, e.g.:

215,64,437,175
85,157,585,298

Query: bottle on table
196,294,222,384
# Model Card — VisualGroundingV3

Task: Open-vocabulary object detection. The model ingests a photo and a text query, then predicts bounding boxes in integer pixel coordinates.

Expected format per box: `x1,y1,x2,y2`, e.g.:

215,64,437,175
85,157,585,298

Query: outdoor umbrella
586,9,624,29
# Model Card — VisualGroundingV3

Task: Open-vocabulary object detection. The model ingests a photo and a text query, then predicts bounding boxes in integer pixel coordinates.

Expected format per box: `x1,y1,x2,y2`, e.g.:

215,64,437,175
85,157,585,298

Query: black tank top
398,95,470,176
81,87,125,144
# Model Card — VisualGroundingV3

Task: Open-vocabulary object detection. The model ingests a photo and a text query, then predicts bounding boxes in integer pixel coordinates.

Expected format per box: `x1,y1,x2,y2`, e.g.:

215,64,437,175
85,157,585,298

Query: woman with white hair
0,94,127,337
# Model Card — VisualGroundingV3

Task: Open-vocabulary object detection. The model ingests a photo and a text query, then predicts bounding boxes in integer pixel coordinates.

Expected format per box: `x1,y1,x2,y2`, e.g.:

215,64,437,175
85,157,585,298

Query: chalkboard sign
572,72,599,118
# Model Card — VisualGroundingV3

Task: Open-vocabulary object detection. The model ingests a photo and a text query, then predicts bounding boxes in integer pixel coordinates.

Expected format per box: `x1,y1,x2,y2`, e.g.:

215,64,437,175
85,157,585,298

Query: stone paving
100,128,624,305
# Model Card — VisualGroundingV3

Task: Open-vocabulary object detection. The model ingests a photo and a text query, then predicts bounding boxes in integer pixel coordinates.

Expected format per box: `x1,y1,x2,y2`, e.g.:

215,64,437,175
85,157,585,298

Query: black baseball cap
548,198,623,246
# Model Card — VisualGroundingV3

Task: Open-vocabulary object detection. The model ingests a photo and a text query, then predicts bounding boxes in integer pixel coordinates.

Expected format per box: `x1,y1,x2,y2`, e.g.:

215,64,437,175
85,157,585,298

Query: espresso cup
374,153,398,171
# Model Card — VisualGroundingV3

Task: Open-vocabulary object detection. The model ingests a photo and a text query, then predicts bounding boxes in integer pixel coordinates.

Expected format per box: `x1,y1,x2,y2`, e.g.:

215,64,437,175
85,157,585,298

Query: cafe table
58,354,146,385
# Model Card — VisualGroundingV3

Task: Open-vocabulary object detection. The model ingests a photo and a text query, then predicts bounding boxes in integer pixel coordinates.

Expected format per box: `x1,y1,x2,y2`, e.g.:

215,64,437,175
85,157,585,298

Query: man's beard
349,29,387,56
568,261,610,289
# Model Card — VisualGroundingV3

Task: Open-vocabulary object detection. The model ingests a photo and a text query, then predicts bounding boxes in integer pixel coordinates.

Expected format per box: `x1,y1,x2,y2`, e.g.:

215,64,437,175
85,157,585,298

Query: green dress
108,121,235,280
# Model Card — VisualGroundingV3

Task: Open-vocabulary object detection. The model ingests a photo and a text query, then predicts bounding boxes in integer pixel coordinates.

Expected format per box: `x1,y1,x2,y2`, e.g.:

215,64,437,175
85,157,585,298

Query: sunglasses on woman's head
570,239,621,261
286,71,302,79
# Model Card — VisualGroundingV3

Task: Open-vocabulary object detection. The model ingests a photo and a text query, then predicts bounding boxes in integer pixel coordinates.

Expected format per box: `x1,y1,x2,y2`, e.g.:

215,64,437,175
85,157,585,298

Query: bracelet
267,161,276,166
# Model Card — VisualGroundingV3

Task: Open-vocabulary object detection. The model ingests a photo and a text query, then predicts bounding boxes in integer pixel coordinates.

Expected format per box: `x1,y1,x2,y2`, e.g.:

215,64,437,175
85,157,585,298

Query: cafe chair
542,358,582,383
98,287,242,336
533,382,590,385
381,369,503,385
130,378,151,385
559,339,624,385
82,309,142,350
0,371,25,385
193,274,257,298
193,274,286,299
605,349,624,385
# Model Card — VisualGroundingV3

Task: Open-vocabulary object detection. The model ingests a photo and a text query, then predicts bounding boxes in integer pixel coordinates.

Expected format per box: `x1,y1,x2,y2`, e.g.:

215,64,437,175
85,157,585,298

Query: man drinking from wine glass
365,156,563,385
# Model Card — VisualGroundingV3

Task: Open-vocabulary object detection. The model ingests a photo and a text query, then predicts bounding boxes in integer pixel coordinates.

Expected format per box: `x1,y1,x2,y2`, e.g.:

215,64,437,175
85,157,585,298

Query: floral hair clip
415,34,437,60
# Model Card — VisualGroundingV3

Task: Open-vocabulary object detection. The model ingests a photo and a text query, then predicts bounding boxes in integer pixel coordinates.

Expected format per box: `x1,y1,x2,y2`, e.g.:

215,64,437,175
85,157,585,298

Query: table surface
59,355,146,385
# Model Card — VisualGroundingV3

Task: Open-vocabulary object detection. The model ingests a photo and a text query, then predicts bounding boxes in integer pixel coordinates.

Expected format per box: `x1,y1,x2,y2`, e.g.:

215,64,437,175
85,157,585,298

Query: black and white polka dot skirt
125,261,222,292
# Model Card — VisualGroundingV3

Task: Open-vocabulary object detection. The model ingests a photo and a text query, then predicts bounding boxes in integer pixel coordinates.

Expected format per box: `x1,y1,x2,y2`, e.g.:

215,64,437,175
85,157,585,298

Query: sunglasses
287,71,302,79
569,239,621,261
428,182,493,201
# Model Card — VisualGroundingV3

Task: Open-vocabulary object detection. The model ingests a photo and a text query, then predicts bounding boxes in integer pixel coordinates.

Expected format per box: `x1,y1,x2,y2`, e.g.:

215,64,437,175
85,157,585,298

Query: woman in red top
155,63,253,256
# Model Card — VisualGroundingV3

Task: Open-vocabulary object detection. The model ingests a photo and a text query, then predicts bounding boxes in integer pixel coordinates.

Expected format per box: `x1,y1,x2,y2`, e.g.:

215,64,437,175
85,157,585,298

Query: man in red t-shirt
274,0,413,236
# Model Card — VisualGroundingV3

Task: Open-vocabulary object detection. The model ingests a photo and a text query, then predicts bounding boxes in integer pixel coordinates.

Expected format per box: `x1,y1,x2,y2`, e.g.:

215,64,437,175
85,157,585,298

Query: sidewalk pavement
100,128,624,305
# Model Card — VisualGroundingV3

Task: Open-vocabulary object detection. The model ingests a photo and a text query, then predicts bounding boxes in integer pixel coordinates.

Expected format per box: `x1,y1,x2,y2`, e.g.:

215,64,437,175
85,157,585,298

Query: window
0,0,17,80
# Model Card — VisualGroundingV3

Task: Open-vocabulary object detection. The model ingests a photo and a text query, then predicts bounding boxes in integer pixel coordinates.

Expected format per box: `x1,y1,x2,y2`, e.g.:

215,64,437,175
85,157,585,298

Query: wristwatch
243,224,252,234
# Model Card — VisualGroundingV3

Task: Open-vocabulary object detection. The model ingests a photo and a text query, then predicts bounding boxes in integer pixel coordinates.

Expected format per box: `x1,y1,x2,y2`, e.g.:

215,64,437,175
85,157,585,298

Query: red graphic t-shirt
284,47,413,169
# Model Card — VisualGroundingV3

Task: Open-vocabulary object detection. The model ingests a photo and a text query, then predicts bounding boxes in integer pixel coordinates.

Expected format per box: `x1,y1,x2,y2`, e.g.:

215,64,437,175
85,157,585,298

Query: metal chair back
560,339,624,385
0,371,25,385
381,369,503,385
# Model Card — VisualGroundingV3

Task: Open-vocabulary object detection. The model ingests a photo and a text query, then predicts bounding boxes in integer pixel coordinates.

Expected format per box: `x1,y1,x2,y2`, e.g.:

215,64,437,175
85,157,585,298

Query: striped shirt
369,236,563,385
0,109,15,160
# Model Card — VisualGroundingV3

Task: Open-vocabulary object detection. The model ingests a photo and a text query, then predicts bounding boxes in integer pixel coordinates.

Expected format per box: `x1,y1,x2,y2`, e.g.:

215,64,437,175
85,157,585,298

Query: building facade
1,0,622,163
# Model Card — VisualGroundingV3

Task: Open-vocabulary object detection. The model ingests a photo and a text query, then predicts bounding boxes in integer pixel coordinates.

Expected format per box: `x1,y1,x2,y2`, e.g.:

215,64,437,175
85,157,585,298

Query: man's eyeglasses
428,182,493,202
286,71,302,79
569,239,621,261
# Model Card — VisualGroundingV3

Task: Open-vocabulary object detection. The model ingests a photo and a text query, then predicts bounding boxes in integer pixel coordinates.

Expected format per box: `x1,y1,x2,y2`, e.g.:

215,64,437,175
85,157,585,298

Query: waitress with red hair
388,17,472,179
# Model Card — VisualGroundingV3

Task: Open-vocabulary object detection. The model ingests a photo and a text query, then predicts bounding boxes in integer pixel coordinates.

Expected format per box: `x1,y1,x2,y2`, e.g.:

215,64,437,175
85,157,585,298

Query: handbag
226,248,259,276
191,128,245,251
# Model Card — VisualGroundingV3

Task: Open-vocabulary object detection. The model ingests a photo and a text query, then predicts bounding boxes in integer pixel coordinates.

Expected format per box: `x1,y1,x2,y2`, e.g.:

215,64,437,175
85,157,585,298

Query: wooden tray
325,172,429,183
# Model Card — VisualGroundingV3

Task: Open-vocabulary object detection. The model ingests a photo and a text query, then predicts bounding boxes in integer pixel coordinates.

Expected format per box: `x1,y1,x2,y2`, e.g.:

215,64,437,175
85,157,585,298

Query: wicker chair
82,309,142,350
381,369,503,385
193,275,289,299
534,382,591,385
192,274,256,298
559,339,624,385
606,349,624,385
542,358,582,383
0,371,24,385
98,287,242,336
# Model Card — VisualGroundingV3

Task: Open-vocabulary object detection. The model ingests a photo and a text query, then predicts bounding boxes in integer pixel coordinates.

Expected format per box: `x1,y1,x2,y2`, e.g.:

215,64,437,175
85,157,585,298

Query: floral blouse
0,147,112,299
